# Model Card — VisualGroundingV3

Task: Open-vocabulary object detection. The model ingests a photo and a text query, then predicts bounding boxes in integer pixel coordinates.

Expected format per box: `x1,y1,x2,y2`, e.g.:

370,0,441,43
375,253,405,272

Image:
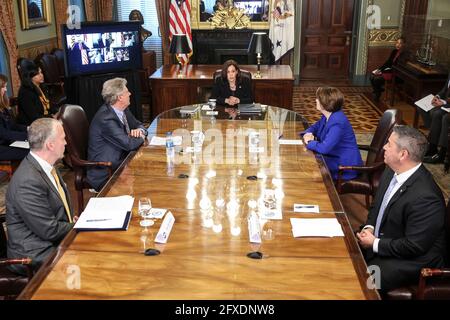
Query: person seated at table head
301,87,362,181
0,74,29,161
211,59,253,106
356,125,446,293
370,37,405,102
419,73,450,164
6,118,75,276
17,62,58,126
87,77,147,192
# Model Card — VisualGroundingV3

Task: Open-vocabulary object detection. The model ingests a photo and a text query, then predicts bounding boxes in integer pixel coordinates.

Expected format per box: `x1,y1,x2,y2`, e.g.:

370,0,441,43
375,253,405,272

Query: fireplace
192,29,270,65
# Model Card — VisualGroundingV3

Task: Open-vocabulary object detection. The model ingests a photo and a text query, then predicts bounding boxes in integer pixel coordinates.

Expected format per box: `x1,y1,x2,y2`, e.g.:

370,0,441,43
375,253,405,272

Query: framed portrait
18,0,51,30
192,0,271,30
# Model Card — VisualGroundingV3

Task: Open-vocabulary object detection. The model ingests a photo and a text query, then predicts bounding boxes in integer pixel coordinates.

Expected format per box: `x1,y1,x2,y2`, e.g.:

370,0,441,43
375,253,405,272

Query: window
0,33,12,97
69,0,86,22
116,0,162,68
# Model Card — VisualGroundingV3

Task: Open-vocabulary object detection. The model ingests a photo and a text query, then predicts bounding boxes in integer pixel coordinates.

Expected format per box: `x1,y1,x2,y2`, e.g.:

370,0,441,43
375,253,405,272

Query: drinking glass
139,197,154,227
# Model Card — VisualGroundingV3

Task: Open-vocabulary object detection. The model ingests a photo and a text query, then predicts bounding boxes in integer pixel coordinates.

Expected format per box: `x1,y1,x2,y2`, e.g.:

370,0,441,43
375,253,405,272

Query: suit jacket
211,76,253,105
365,165,446,291
379,48,403,72
436,74,450,106
6,154,74,275
0,108,27,145
303,110,363,180
17,85,57,126
87,104,145,191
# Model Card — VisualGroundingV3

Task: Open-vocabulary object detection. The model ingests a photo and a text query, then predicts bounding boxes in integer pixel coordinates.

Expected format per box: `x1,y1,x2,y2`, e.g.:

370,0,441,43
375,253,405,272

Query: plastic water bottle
166,132,175,159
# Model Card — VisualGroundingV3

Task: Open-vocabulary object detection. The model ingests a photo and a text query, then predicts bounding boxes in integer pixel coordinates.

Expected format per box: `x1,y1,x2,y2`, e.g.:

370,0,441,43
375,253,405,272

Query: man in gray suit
6,118,75,275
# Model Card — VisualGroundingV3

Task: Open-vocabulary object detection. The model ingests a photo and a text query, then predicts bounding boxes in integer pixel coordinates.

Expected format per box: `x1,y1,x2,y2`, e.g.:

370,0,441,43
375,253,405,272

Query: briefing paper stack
74,195,134,231
290,218,344,238
415,94,449,112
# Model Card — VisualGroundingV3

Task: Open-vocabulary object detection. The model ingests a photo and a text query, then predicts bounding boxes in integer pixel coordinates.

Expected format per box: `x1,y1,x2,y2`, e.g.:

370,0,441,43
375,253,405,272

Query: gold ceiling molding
369,29,401,46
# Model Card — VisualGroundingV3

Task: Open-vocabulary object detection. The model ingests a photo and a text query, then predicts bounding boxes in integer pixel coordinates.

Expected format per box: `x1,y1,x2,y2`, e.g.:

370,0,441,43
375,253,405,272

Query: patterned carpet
293,86,383,133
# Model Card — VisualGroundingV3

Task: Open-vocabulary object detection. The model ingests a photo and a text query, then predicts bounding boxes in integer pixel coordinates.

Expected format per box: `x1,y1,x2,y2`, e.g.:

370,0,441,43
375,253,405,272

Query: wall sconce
247,32,270,79
169,34,190,78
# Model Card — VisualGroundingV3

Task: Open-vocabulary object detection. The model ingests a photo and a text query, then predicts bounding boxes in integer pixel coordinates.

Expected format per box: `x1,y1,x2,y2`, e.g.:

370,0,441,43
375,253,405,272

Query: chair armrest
71,158,113,177
336,162,385,193
0,258,33,280
338,162,385,173
357,144,370,151
417,268,450,299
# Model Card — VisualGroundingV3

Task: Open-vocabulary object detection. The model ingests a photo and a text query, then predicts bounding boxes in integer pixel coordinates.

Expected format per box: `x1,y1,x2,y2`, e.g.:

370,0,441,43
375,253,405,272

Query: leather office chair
386,198,450,300
0,97,22,179
336,109,402,208
0,214,32,300
50,48,65,80
16,58,35,81
34,53,66,107
58,105,112,214
445,123,450,174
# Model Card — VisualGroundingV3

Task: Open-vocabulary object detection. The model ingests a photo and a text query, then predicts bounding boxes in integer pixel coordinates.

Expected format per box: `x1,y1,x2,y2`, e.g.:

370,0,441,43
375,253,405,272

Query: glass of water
139,197,154,227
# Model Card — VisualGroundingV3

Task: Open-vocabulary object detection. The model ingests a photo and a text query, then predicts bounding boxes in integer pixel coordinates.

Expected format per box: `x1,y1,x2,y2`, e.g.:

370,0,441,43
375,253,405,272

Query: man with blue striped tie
357,125,446,293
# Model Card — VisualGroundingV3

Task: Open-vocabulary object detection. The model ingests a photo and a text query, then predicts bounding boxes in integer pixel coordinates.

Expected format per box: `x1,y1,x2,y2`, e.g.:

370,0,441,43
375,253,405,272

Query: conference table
20,105,380,300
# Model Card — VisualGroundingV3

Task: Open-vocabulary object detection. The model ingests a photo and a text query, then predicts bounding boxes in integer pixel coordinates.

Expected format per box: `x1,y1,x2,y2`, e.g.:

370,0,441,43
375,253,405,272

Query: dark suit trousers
418,107,448,146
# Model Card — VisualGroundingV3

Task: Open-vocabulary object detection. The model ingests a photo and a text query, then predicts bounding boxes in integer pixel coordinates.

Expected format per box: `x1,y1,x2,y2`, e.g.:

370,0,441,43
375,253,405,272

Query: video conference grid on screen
66,31,138,66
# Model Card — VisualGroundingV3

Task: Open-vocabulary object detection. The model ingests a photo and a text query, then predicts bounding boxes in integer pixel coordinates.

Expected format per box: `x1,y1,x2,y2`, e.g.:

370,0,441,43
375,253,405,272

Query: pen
278,134,283,139
86,219,112,222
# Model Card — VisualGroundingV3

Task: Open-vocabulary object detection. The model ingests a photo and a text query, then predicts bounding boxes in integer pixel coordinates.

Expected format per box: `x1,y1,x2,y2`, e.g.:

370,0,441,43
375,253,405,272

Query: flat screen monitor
62,21,142,77
234,1,263,14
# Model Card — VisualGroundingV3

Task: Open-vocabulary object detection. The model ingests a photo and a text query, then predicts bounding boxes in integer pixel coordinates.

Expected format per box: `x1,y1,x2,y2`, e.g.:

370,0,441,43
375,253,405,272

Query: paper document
149,135,182,146
279,139,303,145
74,195,134,230
290,218,344,238
9,141,30,149
415,94,447,112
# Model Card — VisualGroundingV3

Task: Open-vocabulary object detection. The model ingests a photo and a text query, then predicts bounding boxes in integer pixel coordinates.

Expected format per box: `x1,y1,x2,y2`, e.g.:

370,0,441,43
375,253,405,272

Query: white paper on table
279,139,303,145
290,218,344,238
293,204,320,213
414,94,446,112
149,136,182,146
74,195,134,230
9,141,30,149
201,104,212,110
155,211,175,244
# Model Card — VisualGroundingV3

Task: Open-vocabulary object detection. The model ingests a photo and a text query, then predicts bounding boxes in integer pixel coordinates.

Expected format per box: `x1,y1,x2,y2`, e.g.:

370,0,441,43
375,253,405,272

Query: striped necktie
50,168,73,223
122,113,130,135
374,176,398,237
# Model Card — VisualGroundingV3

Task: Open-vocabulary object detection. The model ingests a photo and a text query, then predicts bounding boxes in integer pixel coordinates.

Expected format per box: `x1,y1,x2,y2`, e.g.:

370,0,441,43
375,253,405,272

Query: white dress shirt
365,163,422,253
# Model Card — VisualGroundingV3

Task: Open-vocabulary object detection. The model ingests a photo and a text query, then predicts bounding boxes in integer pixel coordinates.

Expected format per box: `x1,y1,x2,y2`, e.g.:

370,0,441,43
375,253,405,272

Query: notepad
279,139,303,145
415,94,447,112
9,141,30,149
74,195,134,231
290,218,344,238
149,136,183,146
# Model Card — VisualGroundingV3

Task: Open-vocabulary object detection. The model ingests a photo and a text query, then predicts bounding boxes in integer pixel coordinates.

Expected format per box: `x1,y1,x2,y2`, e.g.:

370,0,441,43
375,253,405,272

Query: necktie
374,176,398,237
50,168,73,223
122,113,130,135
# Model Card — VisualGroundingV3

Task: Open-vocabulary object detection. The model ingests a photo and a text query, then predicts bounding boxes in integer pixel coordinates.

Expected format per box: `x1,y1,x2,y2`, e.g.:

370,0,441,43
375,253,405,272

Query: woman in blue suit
302,87,362,180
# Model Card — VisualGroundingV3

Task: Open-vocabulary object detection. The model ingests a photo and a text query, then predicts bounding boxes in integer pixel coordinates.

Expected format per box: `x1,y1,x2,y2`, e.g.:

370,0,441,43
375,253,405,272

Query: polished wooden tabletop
20,106,379,300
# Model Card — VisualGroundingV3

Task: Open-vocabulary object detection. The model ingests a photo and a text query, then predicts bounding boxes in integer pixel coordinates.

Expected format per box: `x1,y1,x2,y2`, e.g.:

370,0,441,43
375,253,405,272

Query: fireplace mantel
192,29,270,65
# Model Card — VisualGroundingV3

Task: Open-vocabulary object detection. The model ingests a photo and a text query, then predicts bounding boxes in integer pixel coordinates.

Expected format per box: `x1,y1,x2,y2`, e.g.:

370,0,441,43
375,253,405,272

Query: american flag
169,0,192,64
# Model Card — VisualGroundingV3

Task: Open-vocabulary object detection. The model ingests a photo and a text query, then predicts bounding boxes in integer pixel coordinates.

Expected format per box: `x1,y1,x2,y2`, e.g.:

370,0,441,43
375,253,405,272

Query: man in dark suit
420,73,450,164
6,118,75,275
87,78,146,191
357,125,446,293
